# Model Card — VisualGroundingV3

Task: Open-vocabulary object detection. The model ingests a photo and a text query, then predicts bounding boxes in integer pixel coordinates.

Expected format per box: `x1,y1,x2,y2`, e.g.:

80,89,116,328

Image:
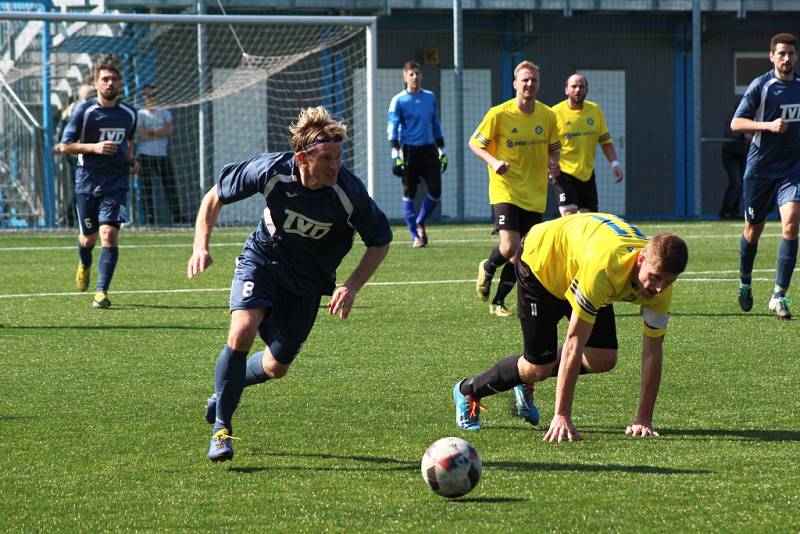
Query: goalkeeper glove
391,148,405,177
438,147,448,174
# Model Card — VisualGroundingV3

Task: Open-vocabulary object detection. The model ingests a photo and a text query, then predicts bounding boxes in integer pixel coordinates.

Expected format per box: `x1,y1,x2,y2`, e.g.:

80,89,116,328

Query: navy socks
213,345,248,433
96,246,118,291
739,235,758,286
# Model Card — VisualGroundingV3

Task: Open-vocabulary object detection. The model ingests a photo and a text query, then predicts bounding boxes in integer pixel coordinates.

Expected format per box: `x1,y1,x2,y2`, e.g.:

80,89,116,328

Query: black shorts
492,203,542,236
401,144,441,199
553,171,599,212
515,255,618,365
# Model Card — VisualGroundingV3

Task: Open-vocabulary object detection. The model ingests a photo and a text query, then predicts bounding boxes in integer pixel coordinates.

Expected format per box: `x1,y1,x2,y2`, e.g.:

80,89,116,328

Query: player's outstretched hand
543,415,581,443
328,285,355,319
625,421,660,438
187,250,213,279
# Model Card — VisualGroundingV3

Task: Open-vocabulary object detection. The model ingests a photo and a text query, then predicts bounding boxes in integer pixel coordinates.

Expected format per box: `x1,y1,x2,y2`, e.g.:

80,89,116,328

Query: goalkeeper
387,60,447,247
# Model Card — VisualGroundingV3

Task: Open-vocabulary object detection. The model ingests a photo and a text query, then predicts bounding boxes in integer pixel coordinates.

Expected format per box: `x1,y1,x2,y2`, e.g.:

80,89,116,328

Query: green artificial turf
1,221,798,532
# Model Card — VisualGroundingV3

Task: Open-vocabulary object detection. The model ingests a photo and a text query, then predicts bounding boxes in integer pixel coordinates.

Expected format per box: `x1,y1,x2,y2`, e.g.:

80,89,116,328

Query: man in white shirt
137,85,183,224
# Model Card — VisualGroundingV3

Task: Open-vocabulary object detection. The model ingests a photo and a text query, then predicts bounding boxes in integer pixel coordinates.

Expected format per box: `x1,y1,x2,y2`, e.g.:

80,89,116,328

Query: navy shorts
553,172,599,212
515,255,618,365
491,203,543,236
229,253,321,365
743,174,800,224
75,190,128,235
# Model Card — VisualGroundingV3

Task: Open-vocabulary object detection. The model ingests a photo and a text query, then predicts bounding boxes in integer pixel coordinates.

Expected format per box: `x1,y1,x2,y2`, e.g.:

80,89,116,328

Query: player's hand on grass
543,415,581,443
95,140,119,155
625,421,660,438
187,250,213,279
328,285,355,319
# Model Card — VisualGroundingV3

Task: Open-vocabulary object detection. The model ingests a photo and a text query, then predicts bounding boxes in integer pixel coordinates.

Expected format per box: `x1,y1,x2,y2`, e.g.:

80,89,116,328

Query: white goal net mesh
0,16,368,227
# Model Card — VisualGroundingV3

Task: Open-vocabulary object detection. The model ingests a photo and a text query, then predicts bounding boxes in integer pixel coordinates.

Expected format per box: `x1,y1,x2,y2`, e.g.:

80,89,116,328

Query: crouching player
453,213,688,442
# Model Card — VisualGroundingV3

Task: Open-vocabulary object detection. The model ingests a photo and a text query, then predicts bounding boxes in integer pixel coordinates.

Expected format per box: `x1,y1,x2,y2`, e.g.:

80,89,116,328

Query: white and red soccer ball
420,437,482,498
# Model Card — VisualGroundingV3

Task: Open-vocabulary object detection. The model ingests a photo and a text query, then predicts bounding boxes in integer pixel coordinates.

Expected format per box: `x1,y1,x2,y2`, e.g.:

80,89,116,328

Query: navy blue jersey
61,98,137,194
387,89,444,147
735,71,800,179
217,152,393,296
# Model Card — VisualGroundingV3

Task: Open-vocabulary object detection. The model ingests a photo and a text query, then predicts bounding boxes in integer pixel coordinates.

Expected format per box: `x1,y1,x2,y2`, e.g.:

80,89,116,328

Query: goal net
0,13,370,227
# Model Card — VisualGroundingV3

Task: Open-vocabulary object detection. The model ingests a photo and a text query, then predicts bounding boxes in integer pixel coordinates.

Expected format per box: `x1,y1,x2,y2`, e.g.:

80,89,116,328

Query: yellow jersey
471,99,560,212
521,213,672,337
552,100,612,182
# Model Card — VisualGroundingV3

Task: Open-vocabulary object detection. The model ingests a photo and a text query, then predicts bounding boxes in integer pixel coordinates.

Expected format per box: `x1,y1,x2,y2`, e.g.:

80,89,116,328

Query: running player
470,60,560,318
188,106,392,463
387,60,447,247
733,32,800,320
552,73,623,215
453,213,688,442
56,63,138,309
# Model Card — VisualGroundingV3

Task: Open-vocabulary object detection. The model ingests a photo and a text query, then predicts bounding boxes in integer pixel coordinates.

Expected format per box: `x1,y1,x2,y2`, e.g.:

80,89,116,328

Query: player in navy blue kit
733,33,800,320
56,63,137,309
387,60,447,247
188,106,392,462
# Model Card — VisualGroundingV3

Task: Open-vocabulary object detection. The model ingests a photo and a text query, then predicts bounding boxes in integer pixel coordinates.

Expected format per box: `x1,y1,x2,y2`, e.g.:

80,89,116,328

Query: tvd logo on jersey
283,209,332,239
780,104,800,122
99,128,126,143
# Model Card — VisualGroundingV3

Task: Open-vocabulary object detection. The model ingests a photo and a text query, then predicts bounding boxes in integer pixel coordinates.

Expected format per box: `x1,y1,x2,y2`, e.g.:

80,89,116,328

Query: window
735,52,770,94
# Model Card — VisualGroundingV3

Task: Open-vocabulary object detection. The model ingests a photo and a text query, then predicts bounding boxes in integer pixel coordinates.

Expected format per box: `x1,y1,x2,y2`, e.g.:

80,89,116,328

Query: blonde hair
514,60,540,79
645,233,689,275
289,106,348,152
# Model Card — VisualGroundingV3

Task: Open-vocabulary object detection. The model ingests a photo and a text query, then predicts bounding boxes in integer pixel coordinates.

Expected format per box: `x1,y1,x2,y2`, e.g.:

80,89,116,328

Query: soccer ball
420,437,482,498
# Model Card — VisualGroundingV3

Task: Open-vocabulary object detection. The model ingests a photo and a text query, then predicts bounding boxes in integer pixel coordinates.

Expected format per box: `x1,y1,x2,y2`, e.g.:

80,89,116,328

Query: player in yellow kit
470,60,560,318
552,74,623,215
453,213,688,442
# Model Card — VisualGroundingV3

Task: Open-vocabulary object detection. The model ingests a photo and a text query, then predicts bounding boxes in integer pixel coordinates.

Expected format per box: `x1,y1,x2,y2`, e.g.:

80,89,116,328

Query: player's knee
582,348,617,373
498,240,519,260
781,220,799,239
226,324,259,352
264,358,289,379
518,358,554,383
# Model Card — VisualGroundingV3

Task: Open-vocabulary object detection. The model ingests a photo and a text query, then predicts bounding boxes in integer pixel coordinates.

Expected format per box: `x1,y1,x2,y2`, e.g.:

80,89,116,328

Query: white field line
0,274,787,300
0,232,788,252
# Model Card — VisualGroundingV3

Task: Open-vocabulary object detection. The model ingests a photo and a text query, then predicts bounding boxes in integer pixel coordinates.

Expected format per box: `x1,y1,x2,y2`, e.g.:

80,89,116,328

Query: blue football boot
513,383,540,426
453,381,482,430
208,428,237,463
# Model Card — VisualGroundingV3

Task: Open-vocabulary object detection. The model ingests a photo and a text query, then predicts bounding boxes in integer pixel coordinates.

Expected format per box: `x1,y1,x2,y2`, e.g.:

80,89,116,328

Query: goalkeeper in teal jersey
387,60,447,247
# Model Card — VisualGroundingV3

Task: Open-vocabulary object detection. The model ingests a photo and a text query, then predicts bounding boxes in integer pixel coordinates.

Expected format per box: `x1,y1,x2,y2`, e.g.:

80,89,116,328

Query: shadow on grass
657,428,800,442
240,450,419,473
450,497,527,503
230,451,706,476
3,324,220,331
128,303,229,310
486,460,707,475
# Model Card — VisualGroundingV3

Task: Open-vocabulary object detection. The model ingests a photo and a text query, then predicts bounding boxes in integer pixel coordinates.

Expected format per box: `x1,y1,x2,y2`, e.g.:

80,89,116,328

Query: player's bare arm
548,148,560,178
328,243,389,319
626,333,665,438
56,141,119,156
601,143,624,182
187,186,223,279
731,116,788,134
469,140,508,175
544,313,593,443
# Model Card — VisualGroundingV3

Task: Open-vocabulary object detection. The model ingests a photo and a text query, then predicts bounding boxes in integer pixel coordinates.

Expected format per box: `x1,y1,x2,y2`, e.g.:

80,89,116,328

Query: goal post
0,10,377,227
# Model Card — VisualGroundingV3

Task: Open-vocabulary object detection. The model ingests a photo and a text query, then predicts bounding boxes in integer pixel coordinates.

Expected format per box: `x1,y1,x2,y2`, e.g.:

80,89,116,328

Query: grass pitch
1,221,798,532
